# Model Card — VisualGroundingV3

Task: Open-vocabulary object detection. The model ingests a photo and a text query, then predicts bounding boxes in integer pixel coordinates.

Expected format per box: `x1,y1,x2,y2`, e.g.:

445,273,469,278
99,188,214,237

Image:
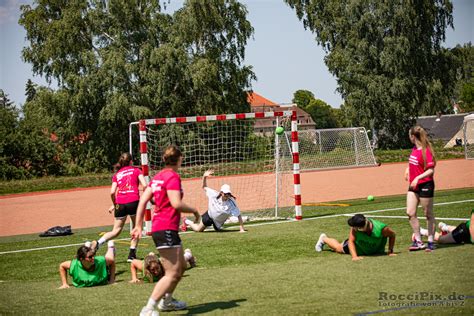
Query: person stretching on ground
58,241,116,288
315,214,396,261
183,169,246,233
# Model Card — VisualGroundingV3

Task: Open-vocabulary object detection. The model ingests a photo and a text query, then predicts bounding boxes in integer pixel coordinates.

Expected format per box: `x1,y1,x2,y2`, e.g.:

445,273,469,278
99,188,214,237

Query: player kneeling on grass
130,249,196,284
58,241,116,288
418,210,473,245
315,214,396,261
183,169,246,233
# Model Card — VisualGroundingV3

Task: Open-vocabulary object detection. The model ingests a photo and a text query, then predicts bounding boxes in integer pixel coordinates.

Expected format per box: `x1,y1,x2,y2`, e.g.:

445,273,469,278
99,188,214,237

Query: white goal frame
129,110,302,234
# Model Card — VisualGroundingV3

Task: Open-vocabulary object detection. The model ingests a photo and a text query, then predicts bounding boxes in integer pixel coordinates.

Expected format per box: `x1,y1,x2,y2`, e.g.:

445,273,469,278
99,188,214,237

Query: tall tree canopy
286,0,454,148
19,0,255,164
292,89,339,128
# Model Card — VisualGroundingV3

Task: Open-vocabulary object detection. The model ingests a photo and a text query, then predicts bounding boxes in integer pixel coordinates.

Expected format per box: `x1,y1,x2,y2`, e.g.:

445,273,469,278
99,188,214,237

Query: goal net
463,114,474,160
279,127,377,171
132,111,302,226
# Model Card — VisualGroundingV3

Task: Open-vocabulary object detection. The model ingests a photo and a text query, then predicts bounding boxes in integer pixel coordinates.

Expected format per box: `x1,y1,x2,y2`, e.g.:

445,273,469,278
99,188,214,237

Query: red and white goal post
129,110,302,234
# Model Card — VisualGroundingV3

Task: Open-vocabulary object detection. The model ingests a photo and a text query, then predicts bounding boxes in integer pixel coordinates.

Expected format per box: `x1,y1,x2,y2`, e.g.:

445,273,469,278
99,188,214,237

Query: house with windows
247,92,315,135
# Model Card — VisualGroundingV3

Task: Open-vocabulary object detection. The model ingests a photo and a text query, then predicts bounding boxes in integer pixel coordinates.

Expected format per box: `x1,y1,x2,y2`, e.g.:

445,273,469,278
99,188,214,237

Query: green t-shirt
354,219,388,255
69,256,108,288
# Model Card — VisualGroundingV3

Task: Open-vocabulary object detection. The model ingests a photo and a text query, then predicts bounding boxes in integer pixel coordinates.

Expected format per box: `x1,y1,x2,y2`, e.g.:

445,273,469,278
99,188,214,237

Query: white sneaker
315,233,327,252
158,298,187,311
139,306,159,316
438,222,448,232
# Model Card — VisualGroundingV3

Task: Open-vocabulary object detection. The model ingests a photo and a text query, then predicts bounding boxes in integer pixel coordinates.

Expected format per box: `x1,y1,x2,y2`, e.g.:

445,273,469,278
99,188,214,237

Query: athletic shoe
315,233,327,252
184,249,197,268
158,298,187,311
181,217,188,232
409,240,426,251
425,242,435,252
139,306,159,316
127,248,137,263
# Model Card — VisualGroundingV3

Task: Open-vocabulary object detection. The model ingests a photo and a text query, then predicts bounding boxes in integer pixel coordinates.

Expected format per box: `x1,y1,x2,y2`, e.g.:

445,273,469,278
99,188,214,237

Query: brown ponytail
114,152,132,172
409,126,436,169
162,145,182,166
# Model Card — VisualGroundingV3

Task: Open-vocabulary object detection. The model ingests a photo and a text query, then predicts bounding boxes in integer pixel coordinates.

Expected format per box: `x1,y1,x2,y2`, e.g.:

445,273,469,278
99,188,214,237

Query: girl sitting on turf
183,169,246,233
418,210,473,245
58,241,116,289
315,214,396,261
129,249,196,284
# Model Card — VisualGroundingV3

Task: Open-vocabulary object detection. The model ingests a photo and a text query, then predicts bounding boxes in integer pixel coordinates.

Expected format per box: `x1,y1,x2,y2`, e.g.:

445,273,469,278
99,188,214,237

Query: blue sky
1,0,472,109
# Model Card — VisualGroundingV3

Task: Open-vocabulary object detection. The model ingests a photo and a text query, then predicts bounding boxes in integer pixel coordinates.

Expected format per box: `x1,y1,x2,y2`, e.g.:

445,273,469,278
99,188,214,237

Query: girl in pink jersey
95,152,147,262
132,145,200,315
405,126,437,252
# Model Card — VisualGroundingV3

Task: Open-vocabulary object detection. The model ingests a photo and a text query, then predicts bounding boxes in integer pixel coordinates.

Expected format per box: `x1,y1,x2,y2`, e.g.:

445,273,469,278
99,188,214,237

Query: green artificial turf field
0,188,473,315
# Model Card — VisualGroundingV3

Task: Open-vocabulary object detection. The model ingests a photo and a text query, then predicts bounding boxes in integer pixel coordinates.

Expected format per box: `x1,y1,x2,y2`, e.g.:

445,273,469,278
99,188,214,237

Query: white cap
220,184,232,194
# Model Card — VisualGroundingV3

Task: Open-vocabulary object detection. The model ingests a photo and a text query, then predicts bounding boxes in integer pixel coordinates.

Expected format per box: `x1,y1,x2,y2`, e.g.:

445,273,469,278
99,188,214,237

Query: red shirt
112,166,142,204
149,169,183,232
408,147,435,184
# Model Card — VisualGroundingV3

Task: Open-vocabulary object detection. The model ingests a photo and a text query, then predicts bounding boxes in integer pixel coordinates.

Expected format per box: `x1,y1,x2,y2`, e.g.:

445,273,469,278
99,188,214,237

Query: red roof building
247,92,315,134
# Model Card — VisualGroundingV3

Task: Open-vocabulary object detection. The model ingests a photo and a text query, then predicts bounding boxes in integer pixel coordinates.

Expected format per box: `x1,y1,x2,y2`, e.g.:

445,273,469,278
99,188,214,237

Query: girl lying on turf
129,249,196,283
58,241,115,289
418,210,473,245
315,214,397,261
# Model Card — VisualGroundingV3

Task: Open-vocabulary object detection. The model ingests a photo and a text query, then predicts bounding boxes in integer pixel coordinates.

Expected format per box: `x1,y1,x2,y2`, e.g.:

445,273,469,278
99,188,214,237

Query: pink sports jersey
149,169,183,232
112,166,142,204
408,147,435,184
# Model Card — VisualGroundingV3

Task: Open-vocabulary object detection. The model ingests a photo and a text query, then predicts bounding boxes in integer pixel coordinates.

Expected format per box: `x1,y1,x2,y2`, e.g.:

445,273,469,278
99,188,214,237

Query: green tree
25,79,37,102
305,98,338,129
19,0,255,165
286,0,454,148
292,89,315,108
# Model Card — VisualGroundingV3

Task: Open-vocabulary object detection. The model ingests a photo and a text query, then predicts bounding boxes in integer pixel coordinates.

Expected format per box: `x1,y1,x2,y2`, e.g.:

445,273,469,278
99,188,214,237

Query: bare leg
129,215,138,248
420,197,435,242
187,220,207,232
407,192,421,241
323,236,345,254
438,232,456,244
149,247,185,301
101,218,126,242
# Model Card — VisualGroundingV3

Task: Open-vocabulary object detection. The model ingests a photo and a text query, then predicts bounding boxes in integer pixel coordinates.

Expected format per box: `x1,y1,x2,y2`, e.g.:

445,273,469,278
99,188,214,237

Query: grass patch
0,188,473,314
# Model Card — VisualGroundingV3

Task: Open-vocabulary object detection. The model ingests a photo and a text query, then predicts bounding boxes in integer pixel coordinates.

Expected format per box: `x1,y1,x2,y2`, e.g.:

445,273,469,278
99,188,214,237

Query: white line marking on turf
1,199,473,255
342,215,469,221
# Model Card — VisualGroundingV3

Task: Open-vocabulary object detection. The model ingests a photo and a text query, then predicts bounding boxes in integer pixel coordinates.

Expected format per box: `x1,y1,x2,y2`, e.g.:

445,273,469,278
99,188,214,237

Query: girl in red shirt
132,145,200,315
96,153,147,262
405,126,436,252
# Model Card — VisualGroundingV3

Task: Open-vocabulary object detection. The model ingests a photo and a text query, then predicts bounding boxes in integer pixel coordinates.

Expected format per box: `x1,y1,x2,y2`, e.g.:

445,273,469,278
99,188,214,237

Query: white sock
419,228,428,236
439,223,448,232
184,250,192,261
146,298,157,309
428,235,434,243
185,219,193,225
107,240,114,248
98,237,106,246
130,246,136,250
164,293,172,303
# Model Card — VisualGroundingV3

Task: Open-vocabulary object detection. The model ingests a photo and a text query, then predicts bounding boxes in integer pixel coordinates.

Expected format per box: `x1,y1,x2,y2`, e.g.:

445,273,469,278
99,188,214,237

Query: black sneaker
127,248,137,262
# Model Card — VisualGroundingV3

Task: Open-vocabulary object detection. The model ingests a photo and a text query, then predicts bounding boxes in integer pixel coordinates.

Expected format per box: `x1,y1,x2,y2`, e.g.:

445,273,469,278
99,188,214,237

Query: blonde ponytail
410,126,436,169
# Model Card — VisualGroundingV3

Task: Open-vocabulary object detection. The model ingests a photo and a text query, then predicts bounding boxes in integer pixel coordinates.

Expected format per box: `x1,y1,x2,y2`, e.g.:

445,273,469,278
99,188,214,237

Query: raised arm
382,226,396,256
348,229,362,261
202,169,214,189
58,261,71,289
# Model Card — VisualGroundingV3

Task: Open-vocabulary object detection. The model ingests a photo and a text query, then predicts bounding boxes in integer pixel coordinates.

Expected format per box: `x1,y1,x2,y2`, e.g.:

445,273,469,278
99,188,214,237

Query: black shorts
114,201,139,218
201,211,221,231
408,180,435,198
152,230,182,249
342,239,350,254
451,223,472,244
